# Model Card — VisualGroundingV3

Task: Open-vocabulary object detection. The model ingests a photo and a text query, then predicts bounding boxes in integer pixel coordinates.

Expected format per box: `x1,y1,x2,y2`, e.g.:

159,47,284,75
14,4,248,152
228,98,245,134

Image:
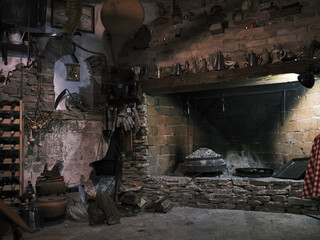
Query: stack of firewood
145,196,173,213
117,185,146,217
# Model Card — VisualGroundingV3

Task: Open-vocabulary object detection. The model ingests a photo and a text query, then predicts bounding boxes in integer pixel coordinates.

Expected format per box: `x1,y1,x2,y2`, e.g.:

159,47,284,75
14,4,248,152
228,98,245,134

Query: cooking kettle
8,28,25,44
244,50,262,66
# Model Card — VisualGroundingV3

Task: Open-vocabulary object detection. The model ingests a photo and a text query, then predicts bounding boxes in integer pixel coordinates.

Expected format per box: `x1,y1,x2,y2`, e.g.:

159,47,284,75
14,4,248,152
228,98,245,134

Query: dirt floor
3,206,320,240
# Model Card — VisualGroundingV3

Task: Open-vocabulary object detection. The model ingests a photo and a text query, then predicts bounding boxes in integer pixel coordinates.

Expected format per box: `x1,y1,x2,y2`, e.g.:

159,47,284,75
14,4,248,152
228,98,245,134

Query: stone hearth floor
4,206,320,240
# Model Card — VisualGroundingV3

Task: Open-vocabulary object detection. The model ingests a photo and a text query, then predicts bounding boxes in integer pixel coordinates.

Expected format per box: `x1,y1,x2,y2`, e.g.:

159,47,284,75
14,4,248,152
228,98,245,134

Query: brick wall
118,0,320,68
147,95,192,174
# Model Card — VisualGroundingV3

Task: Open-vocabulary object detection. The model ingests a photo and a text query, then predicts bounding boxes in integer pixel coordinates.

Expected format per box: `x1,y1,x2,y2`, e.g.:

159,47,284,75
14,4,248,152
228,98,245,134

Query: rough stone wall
0,62,105,189
142,176,319,215
121,94,151,189
24,119,106,189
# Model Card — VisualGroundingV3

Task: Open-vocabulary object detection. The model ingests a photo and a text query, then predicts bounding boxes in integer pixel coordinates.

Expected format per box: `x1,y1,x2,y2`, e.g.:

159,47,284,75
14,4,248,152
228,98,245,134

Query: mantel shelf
1,42,28,53
141,59,320,95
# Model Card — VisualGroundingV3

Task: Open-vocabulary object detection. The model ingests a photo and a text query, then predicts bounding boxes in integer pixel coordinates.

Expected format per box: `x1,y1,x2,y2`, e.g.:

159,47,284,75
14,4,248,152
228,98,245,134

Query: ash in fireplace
220,151,266,177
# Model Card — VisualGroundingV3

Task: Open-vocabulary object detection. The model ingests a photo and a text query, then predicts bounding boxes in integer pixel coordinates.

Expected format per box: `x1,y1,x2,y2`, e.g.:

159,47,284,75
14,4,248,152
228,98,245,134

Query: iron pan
273,157,309,180
235,168,274,178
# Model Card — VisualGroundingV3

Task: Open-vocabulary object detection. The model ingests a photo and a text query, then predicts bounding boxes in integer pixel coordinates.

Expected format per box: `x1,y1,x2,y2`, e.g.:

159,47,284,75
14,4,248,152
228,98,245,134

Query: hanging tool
54,89,89,112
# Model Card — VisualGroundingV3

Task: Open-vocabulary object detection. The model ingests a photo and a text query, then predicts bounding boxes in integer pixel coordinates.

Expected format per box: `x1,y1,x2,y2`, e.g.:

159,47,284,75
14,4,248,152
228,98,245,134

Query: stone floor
3,206,320,240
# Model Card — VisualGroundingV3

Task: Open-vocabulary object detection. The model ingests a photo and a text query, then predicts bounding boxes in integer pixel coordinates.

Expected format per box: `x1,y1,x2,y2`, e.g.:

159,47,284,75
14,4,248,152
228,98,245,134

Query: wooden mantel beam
141,59,320,95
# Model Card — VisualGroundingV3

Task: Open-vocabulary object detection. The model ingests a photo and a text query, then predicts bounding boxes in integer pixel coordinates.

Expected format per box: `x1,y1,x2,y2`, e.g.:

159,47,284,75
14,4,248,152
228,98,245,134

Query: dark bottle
9,163,19,173
1,177,11,186
10,101,19,109
10,116,15,124
26,181,35,197
10,176,20,186
0,139,8,150
28,194,39,231
8,140,18,150
20,202,30,227
29,197,36,231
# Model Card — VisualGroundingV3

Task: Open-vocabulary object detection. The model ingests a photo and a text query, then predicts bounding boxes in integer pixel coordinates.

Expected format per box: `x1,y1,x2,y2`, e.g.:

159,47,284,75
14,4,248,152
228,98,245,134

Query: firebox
146,80,313,177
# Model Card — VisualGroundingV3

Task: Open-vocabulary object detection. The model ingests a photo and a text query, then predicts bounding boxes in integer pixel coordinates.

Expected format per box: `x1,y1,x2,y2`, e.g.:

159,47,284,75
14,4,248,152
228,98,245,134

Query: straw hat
101,0,145,37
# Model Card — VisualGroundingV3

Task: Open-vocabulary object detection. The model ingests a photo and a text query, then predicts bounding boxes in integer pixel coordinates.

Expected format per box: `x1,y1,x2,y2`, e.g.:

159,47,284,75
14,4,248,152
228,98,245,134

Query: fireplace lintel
141,59,320,94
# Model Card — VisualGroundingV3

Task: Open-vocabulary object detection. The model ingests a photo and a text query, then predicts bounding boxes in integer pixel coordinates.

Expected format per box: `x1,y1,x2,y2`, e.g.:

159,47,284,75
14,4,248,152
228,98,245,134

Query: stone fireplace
120,77,320,215
117,0,320,215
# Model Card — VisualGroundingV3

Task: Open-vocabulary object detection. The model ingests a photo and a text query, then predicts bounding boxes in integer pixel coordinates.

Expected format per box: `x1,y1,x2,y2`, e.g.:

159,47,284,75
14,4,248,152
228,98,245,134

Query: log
87,200,104,226
96,190,120,225
149,196,173,213
119,191,141,206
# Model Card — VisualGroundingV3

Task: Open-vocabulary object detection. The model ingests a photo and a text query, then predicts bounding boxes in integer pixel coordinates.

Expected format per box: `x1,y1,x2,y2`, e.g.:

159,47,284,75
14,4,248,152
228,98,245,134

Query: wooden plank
2,185,20,191
0,171,11,177
1,106,11,111
0,105,19,112
2,131,20,138
2,158,19,164
3,158,13,164
2,119,11,124
141,59,320,94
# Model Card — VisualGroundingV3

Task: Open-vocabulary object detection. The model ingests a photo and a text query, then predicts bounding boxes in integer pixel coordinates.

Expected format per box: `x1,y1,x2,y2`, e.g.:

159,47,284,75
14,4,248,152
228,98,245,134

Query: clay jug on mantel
101,0,145,37
271,45,286,63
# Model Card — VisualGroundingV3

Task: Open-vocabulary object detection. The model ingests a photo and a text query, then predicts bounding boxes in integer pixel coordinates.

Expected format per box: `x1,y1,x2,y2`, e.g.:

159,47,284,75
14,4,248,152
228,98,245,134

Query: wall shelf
1,42,28,53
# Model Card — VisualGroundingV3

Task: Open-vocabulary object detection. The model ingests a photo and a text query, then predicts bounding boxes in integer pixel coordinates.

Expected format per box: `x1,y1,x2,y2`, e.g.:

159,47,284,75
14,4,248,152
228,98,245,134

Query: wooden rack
0,100,24,205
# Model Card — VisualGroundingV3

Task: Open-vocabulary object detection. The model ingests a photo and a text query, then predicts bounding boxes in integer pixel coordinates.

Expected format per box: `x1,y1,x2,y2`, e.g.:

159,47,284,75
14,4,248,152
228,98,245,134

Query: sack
87,200,104,225
66,192,88,222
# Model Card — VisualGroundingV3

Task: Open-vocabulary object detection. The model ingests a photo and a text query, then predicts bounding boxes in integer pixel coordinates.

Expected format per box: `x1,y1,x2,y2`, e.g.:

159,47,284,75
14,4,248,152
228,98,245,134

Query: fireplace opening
146,81,309,177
